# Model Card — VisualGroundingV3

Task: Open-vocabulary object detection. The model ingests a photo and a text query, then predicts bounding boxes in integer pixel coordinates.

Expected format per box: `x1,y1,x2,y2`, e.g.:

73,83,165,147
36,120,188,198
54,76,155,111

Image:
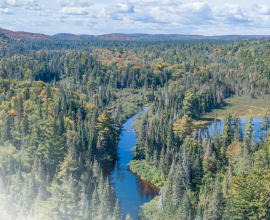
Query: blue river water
109,111,159,219
202,116,262,139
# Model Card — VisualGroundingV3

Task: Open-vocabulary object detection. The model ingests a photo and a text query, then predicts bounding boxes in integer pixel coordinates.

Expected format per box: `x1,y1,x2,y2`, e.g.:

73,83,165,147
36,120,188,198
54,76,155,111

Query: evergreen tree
126,214,133,220
191,154,203,186
260,107,270,142
182,145,190,185
233,117,243,142
177,193,192,220
243,115,254,152
222,113,233,152
1,114,11,142
112,199,124,220
208,176,223,220
172,164,185,207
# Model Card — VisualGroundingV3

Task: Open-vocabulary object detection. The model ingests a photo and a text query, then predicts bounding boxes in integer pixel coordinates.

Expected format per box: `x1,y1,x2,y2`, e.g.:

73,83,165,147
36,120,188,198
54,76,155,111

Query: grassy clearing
201,96,270,120
128,160,167,188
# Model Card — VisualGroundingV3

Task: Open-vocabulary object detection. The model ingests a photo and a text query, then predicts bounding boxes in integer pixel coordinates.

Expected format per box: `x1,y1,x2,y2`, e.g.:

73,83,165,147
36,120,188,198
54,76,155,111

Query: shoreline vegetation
128,97,270,219
129,105,270,219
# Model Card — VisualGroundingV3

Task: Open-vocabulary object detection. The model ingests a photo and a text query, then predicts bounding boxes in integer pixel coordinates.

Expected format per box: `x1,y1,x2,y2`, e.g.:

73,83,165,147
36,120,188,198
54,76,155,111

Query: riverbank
128,105,166,189
128,160,165,188
201,96,270,120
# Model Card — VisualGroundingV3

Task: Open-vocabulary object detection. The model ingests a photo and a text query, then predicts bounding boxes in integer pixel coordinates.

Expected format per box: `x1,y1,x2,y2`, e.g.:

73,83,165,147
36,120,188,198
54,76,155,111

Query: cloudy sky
0,0,270,36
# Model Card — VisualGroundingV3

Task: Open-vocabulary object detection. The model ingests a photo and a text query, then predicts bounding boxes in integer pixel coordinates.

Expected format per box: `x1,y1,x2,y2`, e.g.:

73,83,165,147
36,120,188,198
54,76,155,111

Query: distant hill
0,28,52,40
54,33,90,41
0,27,270,41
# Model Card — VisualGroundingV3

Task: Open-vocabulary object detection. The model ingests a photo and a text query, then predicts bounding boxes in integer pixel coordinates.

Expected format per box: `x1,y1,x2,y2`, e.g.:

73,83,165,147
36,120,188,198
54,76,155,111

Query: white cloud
105,3,134,14
116,1,213,25
59,7,89,15
72,0,92,7
5,0,21,6
213,4,249,22
104,3,134,20
252,4,270,15
0,0,41,9
57,0,92,7
0,7,13,13
37,11,47,16
24,0,40,9
56,0,67,7
0,0,20,7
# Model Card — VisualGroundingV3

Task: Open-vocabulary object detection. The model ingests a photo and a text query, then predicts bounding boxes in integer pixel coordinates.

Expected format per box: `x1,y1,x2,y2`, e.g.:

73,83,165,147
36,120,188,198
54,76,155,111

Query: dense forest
0,32,270,219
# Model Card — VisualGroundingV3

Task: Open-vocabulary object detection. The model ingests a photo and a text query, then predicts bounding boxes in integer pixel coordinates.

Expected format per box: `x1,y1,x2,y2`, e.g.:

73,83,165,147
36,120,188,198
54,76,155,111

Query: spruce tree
126,214,133,220
1,114,11,142
91,186,99,219
233,117,243,142
177,193,192,220
208,176,223,220
243,115,254,152
112,199,123,220
182,145,190,185
222,113,233,152
172,163,185,207
192,154,203,186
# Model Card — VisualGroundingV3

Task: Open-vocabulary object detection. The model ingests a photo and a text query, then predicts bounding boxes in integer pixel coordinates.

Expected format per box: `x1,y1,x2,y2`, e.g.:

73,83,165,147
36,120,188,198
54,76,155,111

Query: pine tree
212,112,218,137
177,193,192,220
79,185,87,217
222,198,231,220
158,187,166,212
182,145,190,185
158,145,166,174
21,115,29,136
191,154,203,186
58,113,65,136
208,176,223,219
1,114,11,142
87,134,95,163
243,115,254,152
260,107,270,142
233,117,243,142
112,199,123,220
126,214,133,220
91,186,99,219
222,113,233,152
172,163,185,207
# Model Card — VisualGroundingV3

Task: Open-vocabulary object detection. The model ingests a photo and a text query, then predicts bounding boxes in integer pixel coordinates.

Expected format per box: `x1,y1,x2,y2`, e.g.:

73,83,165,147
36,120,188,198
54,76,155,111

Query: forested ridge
0,32,270,219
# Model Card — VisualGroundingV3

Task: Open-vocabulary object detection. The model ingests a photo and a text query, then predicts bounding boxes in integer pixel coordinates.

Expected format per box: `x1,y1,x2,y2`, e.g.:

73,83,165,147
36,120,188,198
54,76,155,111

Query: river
108,111,159,219
109,112,263,219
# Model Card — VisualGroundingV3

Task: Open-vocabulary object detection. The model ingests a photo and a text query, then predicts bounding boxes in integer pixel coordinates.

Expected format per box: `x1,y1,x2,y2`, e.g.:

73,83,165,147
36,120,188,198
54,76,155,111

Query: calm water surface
201,117,262,139
109,111,159,219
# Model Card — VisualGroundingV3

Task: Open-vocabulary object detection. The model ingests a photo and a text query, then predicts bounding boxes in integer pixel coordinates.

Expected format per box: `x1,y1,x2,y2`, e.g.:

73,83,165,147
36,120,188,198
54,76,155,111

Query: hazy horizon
0,0,270,36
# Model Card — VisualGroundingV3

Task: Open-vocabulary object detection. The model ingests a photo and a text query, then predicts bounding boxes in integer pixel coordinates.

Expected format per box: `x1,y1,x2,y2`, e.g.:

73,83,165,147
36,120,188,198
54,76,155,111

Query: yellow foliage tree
173,115,194,139
57,154,78,181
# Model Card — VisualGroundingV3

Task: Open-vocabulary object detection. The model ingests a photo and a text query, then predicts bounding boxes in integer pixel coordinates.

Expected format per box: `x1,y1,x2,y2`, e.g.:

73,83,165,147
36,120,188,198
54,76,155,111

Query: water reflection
198,116,262,139
134,172,158,202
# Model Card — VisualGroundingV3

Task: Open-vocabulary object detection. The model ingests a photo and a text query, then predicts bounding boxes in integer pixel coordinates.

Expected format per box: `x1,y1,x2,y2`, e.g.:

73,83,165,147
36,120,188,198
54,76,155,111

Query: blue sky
0,0,270,35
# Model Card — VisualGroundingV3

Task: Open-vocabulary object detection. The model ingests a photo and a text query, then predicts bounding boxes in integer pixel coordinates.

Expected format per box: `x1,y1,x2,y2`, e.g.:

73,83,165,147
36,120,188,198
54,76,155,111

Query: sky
0,0,270,36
